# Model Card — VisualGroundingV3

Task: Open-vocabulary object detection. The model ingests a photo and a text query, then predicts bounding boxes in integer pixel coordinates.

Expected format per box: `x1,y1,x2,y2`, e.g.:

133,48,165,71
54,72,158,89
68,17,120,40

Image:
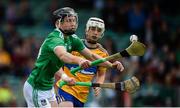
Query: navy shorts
57,89,84,107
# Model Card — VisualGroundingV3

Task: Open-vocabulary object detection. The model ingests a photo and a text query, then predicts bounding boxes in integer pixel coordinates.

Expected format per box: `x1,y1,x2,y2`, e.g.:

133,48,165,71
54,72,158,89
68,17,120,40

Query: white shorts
23,81,56,107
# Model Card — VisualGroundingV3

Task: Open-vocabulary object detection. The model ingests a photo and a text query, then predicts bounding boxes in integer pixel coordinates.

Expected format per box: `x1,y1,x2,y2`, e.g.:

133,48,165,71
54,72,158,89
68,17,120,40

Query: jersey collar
83,40,98,49
55,28,64,40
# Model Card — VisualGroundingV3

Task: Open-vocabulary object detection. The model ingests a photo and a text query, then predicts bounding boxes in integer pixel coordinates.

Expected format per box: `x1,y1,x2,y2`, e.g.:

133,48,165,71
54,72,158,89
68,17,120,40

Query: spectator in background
26,35,40,59
133,74,162,106
17,0,35,26
164,50,177,75
115,1,130,33
154,21,170,49
102,36,117,55
73,0,93,9
0,1,5,25
0,46,11,68
2,23,22,54
23,57,35,78
11,41,29,77
127,0,146,42
0,35,11,75
0,79,17,107
173,27,180,64
6,0,18,25
101,36,121,82
93,0,104,11
144,18,153,44
101,0,118,31
175,44,180,65
160,73,176,106
46,0,60,27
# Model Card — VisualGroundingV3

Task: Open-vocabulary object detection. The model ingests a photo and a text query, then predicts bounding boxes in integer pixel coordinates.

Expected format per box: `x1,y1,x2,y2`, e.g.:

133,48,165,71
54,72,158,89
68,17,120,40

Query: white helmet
86,17,105,35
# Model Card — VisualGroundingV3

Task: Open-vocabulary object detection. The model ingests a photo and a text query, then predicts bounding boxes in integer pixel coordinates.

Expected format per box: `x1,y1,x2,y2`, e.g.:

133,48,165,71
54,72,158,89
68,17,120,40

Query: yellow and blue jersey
56,46,108,103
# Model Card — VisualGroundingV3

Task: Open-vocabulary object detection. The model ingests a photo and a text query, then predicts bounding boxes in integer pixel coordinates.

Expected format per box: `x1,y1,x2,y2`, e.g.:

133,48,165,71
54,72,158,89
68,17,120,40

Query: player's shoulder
48,28,64,39
97,43,109,56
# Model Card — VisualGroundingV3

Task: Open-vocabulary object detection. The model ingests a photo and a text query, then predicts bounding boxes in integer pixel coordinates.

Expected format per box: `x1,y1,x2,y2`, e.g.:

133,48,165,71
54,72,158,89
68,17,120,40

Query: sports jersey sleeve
47,36,65,51
98,53,108,73
97,45,109,73
98,66,107,73
72,35,85,52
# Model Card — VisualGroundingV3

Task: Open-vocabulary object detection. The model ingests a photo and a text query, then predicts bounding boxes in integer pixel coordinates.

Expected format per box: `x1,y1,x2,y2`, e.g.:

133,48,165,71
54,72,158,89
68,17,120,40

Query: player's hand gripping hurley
60,35,144,93
71,40,146,75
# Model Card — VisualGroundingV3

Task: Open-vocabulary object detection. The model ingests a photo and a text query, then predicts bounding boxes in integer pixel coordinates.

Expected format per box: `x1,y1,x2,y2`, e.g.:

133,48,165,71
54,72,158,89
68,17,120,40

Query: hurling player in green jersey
23,7,124,107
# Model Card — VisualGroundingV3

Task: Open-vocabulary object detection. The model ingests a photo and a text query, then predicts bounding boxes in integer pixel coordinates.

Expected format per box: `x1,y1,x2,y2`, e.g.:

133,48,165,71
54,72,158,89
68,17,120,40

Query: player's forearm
96,77,105,84
80,48,112,68
54,46,83,65
96,72,106,84
59,52,83,64
84,52,113,68
91,53,113,68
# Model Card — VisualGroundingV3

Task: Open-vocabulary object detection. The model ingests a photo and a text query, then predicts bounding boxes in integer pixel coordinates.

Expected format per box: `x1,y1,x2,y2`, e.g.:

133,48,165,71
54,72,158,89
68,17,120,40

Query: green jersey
27,28,85,90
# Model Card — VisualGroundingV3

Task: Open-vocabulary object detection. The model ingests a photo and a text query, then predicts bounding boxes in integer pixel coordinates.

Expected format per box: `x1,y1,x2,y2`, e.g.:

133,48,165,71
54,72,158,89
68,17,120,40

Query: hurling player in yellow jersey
56,17,124,107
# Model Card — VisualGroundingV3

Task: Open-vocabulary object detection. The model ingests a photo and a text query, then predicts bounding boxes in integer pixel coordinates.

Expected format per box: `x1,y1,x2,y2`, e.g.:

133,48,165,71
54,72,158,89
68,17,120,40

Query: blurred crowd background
0,0,180,107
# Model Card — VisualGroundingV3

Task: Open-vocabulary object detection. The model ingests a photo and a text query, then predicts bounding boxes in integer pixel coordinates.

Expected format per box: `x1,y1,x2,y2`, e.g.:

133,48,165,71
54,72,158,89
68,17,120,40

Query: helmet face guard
85,17,105,44
86,17,105,37
53,7,78,35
